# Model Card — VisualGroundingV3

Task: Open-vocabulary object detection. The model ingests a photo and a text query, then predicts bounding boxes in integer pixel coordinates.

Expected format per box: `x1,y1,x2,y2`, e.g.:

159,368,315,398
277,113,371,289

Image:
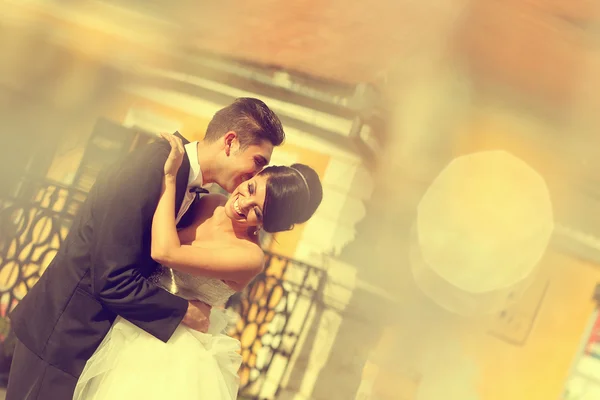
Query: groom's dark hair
204,98,285,149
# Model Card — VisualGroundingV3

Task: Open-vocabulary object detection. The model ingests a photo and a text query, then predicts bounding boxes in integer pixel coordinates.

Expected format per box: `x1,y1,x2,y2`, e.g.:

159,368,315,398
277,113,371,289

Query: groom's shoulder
127,138,170,163
94,139,169,182
140,137,170,153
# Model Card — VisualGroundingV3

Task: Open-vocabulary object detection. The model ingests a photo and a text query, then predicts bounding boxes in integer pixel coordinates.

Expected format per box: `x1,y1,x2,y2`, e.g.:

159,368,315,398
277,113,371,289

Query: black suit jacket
10,132,197,379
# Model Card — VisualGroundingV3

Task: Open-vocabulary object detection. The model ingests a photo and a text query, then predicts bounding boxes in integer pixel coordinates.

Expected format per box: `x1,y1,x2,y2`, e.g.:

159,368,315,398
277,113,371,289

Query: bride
73,133,323,399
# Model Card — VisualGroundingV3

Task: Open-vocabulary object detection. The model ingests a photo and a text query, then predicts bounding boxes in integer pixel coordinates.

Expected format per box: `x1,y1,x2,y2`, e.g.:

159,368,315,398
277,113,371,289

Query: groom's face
220,133,273,193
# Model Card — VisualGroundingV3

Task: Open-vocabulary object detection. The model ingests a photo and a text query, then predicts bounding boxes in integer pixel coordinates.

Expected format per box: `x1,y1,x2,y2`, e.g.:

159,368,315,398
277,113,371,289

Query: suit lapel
173,131,190,218
177,192,202,229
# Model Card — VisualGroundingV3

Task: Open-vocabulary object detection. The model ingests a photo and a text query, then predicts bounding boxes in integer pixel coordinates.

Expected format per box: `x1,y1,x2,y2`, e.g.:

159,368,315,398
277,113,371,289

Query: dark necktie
188,187,209,194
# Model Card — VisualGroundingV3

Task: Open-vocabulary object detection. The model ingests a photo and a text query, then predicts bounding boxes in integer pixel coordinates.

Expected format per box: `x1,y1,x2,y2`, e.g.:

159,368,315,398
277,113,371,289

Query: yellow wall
367,252,599,400
450,105,597,399
465,251,599,400
108,94,213,141
453,105,573,212
366,102,598,400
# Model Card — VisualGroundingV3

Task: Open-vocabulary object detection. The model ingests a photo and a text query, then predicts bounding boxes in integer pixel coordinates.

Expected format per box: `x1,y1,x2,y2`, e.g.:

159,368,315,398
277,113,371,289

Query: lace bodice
149,266,236,306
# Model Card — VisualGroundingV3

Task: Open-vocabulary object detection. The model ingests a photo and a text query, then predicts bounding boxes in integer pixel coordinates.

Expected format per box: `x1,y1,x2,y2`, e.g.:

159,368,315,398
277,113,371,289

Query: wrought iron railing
0,177,87,315
226,253,326,399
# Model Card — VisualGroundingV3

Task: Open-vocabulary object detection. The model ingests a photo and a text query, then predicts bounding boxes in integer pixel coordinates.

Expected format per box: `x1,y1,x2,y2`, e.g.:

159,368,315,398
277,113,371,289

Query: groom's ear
223,131,238,156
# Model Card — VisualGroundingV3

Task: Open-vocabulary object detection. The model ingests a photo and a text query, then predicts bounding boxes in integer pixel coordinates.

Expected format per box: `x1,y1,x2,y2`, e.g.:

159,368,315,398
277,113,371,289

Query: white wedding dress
73,267,242,400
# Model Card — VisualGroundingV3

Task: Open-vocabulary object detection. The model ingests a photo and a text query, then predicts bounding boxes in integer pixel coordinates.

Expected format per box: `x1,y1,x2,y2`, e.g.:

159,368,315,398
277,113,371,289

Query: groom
6,98,285,400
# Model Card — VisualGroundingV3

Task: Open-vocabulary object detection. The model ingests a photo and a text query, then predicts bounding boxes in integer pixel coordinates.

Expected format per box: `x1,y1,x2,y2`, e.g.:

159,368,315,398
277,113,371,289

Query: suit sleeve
89,142,188,342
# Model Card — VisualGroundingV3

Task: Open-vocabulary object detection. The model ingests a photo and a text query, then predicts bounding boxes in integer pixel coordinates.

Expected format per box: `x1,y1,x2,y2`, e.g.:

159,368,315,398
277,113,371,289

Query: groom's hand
182,300,212,333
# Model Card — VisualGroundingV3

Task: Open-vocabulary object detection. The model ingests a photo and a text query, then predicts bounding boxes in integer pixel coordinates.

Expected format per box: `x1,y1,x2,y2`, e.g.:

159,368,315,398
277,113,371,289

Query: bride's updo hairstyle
258,163,322,233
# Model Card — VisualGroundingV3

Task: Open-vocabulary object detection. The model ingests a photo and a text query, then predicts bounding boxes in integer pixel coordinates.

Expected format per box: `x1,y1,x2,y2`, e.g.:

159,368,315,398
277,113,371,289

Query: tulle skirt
73,309,242,400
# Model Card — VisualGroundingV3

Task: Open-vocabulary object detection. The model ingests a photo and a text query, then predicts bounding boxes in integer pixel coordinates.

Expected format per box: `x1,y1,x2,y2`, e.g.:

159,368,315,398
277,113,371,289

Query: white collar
184,141,203,188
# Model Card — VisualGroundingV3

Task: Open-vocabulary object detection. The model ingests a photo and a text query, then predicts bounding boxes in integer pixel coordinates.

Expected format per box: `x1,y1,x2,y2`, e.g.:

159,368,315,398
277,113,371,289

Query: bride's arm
151,134,263,284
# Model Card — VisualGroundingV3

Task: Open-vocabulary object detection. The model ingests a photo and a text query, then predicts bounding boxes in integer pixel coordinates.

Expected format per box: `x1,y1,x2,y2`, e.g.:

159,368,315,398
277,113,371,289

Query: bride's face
224,174,268,227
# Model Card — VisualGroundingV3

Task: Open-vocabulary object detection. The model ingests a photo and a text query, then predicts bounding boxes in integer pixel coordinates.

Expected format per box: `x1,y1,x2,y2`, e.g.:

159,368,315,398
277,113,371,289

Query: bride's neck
209,206,249,237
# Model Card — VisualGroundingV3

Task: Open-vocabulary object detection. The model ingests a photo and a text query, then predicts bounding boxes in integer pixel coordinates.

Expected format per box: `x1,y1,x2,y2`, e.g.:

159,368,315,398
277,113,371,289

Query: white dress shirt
175,141,206,223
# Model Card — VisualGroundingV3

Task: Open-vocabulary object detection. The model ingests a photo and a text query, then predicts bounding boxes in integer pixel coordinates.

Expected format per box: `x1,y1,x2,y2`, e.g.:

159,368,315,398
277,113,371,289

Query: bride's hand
160,133,184,178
